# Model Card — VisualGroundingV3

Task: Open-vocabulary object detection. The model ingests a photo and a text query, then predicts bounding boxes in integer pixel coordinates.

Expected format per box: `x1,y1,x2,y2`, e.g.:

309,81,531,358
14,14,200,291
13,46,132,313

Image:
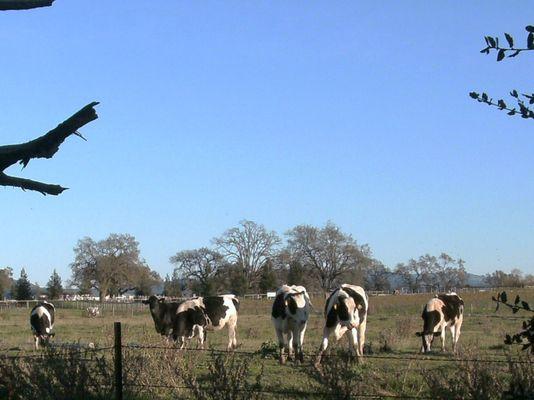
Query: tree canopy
70,233,159,301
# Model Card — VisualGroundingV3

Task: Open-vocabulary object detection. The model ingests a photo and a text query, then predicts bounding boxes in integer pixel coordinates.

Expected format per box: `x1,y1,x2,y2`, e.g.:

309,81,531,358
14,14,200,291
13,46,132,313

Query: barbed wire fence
1,321,531,400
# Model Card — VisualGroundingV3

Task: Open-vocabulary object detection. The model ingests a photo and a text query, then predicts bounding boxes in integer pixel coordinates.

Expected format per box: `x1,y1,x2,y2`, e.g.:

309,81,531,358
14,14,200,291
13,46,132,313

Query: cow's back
30,302,55,335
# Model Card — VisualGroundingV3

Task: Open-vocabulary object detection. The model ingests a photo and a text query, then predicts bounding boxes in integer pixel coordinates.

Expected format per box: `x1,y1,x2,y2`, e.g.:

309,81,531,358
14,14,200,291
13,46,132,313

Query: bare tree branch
0,0,54,10
0,102,99,195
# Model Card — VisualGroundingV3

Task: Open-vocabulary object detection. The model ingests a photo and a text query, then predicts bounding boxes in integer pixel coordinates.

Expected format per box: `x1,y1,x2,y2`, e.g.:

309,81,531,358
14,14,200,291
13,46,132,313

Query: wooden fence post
114,322,123,400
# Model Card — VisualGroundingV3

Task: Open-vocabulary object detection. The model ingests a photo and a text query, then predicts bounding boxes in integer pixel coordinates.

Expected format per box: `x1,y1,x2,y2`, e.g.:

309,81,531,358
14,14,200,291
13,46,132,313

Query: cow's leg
440,326,446,352
347,328,359,360
452,320,462,353
315,327,332,366
275,329,287,365
227,316,238,350
295,322,307,363
357,318,367,357
34,335,39,350
196,327,205,349
287,330,294,361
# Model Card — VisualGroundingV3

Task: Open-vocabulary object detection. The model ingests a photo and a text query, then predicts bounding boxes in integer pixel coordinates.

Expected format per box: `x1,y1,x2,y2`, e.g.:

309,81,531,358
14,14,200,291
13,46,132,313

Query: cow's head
415,330,441,353
142,295,164,307
37,332,55,347
285,290,308,314
334,292,361,330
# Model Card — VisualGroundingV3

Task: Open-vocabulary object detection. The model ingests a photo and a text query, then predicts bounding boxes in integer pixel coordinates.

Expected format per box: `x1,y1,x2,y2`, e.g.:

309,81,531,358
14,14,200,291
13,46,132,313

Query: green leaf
487,36,496,47
515,295,521,305
498,100,507,109
513,306,519,314
526,25,534,33
469,92,479,99
522,301,530,311
528,32,534,49
497,49,506,61
504,334,512,344
505,33,514,47
511,90,519,98
508,109,516,116
480,47,490,54
508,50,521,58
481,93,489,102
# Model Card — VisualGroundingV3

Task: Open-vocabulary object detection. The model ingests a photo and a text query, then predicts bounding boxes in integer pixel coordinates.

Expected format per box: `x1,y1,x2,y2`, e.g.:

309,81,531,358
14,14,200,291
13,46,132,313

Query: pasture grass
1,288,533,399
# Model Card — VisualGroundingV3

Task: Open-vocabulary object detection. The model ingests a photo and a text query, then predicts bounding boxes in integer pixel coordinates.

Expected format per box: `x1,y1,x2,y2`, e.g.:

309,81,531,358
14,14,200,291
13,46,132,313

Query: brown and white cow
316,284,368,364
416,292,464,353
271,285,311,364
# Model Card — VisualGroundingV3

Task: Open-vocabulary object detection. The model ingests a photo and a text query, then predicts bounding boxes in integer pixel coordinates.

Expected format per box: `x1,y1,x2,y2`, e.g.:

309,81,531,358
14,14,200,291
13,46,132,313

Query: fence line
1,321,531,400
119,344,532,364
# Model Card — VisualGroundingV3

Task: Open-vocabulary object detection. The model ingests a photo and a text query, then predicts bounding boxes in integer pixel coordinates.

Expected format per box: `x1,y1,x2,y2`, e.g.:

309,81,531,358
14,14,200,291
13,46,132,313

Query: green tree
258,261,277,293
70,233,156,302
224,265,248,296
170,248,223,296
162,271,182,297
46,269,63,300
286,260,304,286
13,268,32,300
0,267,13,299
134,267,161,296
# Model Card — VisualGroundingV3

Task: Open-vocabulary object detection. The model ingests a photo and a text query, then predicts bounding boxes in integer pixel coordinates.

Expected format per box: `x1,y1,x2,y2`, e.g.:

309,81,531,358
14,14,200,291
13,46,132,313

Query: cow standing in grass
173,295,239,350
30,301,55,349
271,285,311,364
316,284,368,364
142,296,183,339
416,292,464,353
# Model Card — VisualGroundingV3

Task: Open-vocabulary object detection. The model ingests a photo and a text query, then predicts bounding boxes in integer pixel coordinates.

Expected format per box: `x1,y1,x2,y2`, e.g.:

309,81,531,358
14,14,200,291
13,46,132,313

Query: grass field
1,288,533,399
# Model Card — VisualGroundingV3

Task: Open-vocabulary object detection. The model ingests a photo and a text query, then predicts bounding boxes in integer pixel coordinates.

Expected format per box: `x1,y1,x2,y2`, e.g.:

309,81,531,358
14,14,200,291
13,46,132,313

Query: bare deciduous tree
364,260,391,291
213,220,280,289
0,102,99,195
286,222,371,292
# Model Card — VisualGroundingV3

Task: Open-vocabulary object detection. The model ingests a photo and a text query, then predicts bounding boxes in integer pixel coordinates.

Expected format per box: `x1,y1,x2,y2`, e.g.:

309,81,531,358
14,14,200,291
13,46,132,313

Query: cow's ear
415,332,422,337
333,304,338,310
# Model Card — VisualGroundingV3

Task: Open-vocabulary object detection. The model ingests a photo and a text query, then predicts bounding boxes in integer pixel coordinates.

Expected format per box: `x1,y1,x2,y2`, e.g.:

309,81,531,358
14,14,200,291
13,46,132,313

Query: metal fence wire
1,322,531,400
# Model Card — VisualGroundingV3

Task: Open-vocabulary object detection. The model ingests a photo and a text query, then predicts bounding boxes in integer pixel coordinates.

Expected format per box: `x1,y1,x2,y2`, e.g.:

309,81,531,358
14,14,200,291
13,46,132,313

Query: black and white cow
173,295,239,350
416,292,464,353
271,285,311,364
316,284,368,364
142,296,183,338
30,301,55,349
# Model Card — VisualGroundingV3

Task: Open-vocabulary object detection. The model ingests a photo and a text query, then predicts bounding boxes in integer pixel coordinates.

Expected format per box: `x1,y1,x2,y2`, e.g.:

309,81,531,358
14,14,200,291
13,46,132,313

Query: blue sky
1,1,533,285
